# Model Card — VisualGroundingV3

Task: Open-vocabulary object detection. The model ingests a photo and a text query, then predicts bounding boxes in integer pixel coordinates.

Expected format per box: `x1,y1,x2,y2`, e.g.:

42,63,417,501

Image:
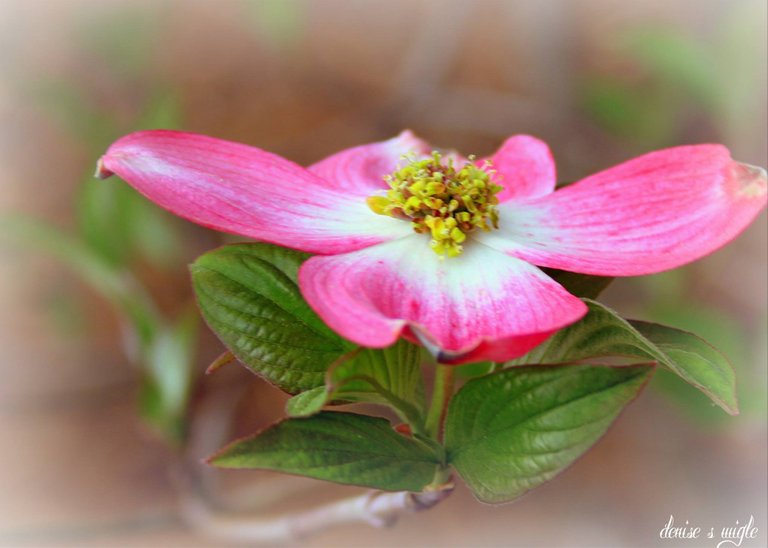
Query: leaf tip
721,399,740,416
394,423,413,436
201,448,219,466
206,350,236,374
203,442,233,468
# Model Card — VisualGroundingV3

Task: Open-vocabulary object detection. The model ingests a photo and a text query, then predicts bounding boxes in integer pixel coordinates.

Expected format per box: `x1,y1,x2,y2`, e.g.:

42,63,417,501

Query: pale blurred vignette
0,1,766,546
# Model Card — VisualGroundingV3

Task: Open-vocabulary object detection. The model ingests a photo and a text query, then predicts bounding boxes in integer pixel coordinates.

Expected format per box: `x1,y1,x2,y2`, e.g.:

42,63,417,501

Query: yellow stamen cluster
367,151,503,257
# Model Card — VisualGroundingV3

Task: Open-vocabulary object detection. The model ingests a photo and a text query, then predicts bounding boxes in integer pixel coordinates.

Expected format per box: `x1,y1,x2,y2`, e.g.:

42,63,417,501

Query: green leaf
77,177,135,267
139,308,199,442
191,243,353,393
210,412,442,492
543,268,614,299
629,320,737,415
331,341,425,421
455,360,494,379
285,386,328,417
285,340,426,429
445,364,653,503
508,299,738,415
286,340,424,432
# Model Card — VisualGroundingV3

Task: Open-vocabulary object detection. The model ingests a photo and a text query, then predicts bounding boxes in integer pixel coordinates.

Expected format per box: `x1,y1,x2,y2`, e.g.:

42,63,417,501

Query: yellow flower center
366,151,503,257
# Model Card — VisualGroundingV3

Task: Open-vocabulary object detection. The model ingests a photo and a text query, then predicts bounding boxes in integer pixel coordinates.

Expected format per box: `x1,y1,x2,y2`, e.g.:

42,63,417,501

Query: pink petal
484,135,556,202
298,236,587,365
97,130,413,254
477,145,767,276
308,130,432,195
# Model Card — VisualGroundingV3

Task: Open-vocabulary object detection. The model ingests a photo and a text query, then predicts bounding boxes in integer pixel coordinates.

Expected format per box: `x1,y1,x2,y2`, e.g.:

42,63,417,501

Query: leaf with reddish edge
209,411,442,492
508,300,738,415
284,386,328,417
444,364,654,503
205,350,236,374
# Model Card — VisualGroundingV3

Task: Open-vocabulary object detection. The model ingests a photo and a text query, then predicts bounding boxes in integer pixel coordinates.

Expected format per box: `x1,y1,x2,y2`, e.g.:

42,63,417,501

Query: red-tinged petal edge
477,145,768,276
308,130,432,195
298,235,588,365
97,130,413,254
483,135,556,203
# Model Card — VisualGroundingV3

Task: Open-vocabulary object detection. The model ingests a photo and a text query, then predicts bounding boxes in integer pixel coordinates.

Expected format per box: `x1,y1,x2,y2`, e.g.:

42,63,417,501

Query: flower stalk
425,363,456,441
177,467,453,544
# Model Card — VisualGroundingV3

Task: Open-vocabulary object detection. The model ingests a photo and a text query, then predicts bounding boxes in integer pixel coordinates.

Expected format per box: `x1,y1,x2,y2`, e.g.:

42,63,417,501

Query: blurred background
0,0,765,546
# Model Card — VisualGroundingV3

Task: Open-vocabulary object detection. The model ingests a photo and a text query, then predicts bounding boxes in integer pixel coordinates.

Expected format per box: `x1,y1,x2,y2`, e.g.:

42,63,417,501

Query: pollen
367,151,503,257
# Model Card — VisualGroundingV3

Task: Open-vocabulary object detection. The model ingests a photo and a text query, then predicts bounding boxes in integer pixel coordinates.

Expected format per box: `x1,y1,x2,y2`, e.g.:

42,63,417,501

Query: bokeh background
0,0,765,546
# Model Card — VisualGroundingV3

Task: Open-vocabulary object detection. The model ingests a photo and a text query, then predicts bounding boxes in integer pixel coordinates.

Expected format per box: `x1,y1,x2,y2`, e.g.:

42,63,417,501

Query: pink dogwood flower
96,130,767,364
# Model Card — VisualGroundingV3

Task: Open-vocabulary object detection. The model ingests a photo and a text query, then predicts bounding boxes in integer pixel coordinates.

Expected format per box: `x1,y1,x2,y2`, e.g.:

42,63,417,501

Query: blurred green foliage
582,15,764,148
76,93,186,269
139,308,199,442
581,28,713,146
6,8,202,444
246,0,304,51
77,6,165,80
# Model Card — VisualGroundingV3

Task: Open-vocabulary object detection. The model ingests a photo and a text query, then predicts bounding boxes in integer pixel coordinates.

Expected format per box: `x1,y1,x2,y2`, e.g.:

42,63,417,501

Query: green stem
424,363,455,441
